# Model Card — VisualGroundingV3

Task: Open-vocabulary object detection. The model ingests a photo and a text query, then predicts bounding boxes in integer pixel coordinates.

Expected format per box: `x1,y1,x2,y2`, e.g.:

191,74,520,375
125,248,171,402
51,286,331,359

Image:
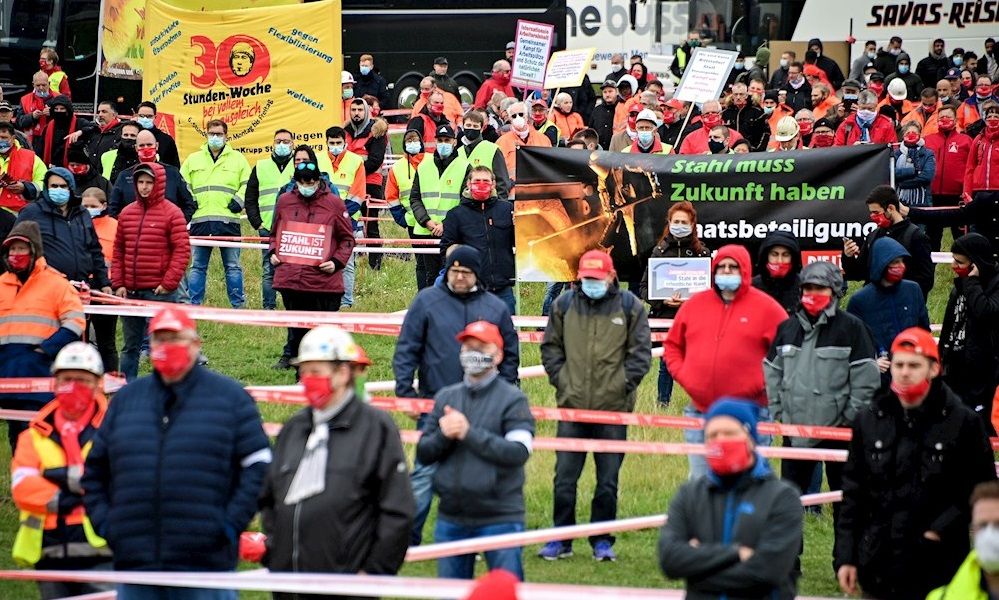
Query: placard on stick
543,47,596,90
511,19,555,91
276,221,332,266
674,47,739,103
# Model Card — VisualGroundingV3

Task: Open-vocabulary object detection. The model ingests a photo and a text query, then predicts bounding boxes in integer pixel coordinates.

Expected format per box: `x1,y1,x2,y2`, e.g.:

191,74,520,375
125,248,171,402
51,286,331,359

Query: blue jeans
658,359,674,405
261,250,276,310
684,404,773,480
542,282,567,316
410,413,437,545
121,289,178,381
342,253,356,308
188,245,244,308
491,286,517,315
117,584,236,600
434,519,525,581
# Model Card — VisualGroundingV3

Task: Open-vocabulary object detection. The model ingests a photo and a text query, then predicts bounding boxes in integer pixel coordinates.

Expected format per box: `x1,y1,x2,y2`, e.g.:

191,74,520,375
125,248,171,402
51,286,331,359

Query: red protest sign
276,221,331,266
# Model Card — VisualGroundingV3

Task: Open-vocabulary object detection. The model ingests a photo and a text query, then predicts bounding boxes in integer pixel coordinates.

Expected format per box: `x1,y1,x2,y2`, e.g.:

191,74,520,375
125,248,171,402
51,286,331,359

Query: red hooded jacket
664,244,788,411
965,129,999,194
111,162,191,292
924,128,973,196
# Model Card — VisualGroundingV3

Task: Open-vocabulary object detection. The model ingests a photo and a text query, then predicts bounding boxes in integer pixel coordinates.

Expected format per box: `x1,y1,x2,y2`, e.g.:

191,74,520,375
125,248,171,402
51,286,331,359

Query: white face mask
977,526,999,573
511,116,526,130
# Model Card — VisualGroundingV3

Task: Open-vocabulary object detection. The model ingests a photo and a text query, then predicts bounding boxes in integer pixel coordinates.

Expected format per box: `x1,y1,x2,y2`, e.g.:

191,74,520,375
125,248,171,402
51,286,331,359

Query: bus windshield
0,0,55,43
688,0,804,50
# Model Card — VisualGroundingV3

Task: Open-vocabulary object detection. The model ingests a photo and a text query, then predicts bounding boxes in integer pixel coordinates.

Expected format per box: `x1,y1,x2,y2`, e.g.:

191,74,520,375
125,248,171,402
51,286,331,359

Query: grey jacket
415,373,535,526
658,457,803,599
764,306,880,447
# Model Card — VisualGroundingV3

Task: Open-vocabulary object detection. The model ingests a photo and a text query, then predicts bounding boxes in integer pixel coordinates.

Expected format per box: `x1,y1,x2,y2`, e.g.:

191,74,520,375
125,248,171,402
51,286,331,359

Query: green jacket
927,551,990,600
541,284,651,412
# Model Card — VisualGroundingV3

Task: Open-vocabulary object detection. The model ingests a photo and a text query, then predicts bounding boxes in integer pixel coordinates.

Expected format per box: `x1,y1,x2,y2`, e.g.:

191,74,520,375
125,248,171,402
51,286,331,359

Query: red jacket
19,93,47,140
965,130,999,194
678,125,744,154
270,182,355,293
664,244,788,411
834,113,898,146
111,162,190,292
924,129,973,196
473,77,515,109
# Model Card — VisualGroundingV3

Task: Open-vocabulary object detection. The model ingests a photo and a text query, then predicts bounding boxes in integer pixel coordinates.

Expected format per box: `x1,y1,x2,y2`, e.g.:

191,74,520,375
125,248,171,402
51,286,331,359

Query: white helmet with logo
51,342,105,377
341,70,355,85
292,325,362,365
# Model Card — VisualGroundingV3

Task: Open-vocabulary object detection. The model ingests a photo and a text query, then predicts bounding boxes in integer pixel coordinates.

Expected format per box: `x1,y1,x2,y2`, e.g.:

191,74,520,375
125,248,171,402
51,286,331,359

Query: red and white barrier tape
190,236,439,246
188,238,441,254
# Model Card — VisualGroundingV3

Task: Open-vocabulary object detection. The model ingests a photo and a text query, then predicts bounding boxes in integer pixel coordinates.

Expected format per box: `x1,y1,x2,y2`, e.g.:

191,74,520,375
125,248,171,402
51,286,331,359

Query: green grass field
0,221,958,598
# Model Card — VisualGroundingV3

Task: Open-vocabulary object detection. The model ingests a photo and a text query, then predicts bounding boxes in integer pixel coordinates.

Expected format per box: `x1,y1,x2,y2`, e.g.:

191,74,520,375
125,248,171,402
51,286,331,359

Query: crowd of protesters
0,36,998,600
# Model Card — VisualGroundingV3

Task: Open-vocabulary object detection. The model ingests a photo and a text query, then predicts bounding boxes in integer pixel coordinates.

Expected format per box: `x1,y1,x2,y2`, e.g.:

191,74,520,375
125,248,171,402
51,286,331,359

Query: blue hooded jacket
846,237,929,354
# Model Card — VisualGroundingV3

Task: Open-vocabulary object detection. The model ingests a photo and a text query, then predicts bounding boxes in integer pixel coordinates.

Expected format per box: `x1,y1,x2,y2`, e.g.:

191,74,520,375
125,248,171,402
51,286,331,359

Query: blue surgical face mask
857,109,877,123
0,141,11,154
274,142,292,157
342,88,354,100
86,207,103,218
136,116,155,129
779,58,788,69
437,142,454,158
669,223,692,238
734,62,745,70
898,64,910,74
762,106,774,116
207,135,225,150
715,273,741,292
35,89,49,99
953,56,963,67
328,144,343,156
580,278,609,300
297,183,317,197
48,188,70,205
405,141,422,155
359,66,371,76
637,131,654,147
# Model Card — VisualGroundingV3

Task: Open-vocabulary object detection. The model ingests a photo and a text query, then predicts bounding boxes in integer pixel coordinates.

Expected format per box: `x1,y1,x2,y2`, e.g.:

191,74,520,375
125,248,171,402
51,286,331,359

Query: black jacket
563,75,596,124
72,168,111,198
939,233,999,426
23,95,90,168
917,54,951,89
780,80,813,113
909,192,999,264
417,375,534,526
15,192,110,288
721,101,769,152
843,217,934,299
658,118,700,150
260,396,414,576
751,230,802,315
440,195,514,291
639,235,712,318
354,70,391,108
83,121,125,168
108,162,197,222
590,100,620,150
430,72,460,99
834,381,996,599
150,126,181,168
659,457,802,600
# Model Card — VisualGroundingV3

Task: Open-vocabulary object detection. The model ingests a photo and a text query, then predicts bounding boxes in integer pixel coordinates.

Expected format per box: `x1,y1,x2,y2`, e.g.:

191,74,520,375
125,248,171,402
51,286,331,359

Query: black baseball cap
600,79,618,89
434,56,448,65
435,124,456,139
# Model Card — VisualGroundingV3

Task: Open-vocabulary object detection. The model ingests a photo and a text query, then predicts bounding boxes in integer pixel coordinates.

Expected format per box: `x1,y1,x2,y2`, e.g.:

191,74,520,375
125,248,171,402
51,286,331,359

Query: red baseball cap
891,327,939,362
456,320,504,352
148,306,196,334
577,250,615,280
665,98,685,110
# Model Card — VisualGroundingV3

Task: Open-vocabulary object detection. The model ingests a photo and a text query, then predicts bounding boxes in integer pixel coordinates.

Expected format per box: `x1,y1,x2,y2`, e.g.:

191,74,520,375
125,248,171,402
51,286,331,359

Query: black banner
513,144,891,282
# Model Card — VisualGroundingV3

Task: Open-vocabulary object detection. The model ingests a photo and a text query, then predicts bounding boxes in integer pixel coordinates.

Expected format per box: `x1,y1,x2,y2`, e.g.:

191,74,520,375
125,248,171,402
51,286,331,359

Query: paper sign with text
647,257,712,300
277,221,331,266
674,47,739,104
512,19,555,90
544,47,597,89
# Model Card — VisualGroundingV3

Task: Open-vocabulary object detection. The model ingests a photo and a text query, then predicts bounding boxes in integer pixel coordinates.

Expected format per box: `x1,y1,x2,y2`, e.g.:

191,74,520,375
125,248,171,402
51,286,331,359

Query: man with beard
66,101,123,168
344,97,388,270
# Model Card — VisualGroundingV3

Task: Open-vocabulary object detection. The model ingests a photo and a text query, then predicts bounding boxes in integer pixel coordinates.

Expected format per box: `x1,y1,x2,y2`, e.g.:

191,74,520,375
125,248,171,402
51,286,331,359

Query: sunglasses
295,162,317,171
509,112,526,118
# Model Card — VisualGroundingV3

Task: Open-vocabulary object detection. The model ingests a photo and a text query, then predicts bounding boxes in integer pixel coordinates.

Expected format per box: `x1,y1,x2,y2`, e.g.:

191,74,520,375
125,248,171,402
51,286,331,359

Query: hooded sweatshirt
886,52,924,101
751,230,802,314
33,95,88,168
665,244,788,411
344,99,388,187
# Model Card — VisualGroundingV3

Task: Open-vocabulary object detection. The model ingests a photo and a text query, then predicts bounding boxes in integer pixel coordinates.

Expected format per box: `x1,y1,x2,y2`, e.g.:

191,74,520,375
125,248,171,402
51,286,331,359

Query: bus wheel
454,74,479,107
393,74,423,110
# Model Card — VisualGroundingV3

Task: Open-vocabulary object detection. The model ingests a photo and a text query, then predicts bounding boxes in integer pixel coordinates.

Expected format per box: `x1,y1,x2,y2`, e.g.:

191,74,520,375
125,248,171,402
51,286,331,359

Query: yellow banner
100,0,303,79
142,0,341,160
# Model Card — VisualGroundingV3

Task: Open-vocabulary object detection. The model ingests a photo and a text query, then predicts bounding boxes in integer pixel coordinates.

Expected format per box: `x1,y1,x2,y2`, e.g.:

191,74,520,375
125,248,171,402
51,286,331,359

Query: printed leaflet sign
647,257,712,300
511,20,555,90
276,221,331,266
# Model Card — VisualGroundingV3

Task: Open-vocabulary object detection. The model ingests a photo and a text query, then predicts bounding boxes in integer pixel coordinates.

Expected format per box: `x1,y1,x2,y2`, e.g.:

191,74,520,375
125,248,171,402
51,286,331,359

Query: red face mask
68,163,89,175
962,79,973,89
811,132,834,147
797,121,813,135
884,263,906,283
938,116,956,131
370,107,380,117
420,90,431,99
5,253,31,272
705,438,753,476
986,116,999,132
532,112,546,125
151,342,192,379
469,181,492,201
952,264,972,278
494,72,511,85
701,113,722,128
627,113,639,129
978,85,993,97
430,103,445,116
871,212,892,229
137,147,157,163
300,375,333,410
56,381,96,421
868,83,884,96
922,103,936,114
890,378,931,407
766,262,792,278
903,131,920,144
661,110,677,125
800,292,832,316
39,59,50,71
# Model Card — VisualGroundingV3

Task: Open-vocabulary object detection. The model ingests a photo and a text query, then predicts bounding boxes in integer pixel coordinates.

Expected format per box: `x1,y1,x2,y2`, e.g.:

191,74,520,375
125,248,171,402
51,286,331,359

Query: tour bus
0,0,565,109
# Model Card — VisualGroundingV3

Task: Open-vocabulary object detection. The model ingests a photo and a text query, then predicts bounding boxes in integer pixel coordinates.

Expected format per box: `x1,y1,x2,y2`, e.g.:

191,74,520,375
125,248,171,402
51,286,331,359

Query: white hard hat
51,342,104,377
636,109,659,126
341,71,355,85
887,78,908,101
774,115,800,142
292,325,362,365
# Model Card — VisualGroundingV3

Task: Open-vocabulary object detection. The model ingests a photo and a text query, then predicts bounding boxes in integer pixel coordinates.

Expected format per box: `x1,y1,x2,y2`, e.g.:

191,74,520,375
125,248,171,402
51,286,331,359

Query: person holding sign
269,162,355,361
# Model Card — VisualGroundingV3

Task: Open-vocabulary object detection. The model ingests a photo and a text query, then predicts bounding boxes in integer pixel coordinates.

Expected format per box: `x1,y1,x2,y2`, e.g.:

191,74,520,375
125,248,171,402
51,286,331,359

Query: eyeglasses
296,162,317,171
509,112,526,118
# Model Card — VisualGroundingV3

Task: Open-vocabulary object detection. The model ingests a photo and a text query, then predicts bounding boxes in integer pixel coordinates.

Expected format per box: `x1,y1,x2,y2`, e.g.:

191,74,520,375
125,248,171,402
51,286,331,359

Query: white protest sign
512,19,555,90
544,47,597,90
647,257,712,300
674,47,739,104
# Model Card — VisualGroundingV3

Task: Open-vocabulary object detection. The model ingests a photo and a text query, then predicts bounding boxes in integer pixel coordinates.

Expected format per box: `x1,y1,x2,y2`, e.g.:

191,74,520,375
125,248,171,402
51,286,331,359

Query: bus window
6,0,54,40
63,0,99,60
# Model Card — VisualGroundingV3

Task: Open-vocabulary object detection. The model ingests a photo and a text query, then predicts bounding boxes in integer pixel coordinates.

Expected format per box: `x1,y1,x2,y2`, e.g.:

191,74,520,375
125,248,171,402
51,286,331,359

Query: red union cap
148,306,196,334
891,327,939,362
577,249,615,280
456,320,504,352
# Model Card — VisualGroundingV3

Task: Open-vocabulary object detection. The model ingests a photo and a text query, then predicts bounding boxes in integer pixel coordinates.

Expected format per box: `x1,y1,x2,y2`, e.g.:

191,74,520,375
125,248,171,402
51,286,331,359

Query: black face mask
708,140,727,154
463,128,481,142
119,139,136,150
52,111,70,124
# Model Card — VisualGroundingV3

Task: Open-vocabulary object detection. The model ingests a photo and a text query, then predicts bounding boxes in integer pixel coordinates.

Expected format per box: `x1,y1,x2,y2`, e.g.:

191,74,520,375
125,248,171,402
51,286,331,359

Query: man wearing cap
625,109,670,154
394,245,519,546
764,261,879,523
834,328,996,600
112,162,191,381
495,101,551,186
474,60,514,110
587,80,628,148
261,326,414,597
659,398,802,599
11,342,112,599
66,145,110,198
0,121,45,213
430,57,461,100
83,306,271,600
879,79,917,127
809,117,836,148
0,101,31,149
539,250,651,562
528,99,560,147
658,99,699,150
417,320,534,580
